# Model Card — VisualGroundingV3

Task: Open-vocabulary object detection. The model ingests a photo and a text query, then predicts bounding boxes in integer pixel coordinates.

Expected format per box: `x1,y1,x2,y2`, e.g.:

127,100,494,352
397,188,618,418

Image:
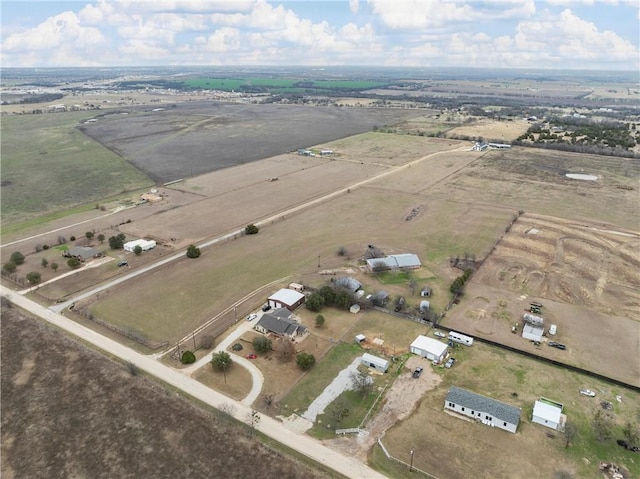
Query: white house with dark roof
445,386,521,433
254,308,307,339
267,288,305,311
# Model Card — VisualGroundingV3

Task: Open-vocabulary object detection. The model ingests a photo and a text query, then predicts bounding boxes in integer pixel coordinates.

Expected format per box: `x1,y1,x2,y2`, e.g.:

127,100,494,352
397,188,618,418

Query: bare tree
247,409,261,439
275,336,295,362
350,369,373,398
593,410,613,443
220,403,236,417
564,423,578,448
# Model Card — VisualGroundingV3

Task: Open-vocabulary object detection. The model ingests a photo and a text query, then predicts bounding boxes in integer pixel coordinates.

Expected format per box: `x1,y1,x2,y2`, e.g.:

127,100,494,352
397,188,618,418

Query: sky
1,0,638,70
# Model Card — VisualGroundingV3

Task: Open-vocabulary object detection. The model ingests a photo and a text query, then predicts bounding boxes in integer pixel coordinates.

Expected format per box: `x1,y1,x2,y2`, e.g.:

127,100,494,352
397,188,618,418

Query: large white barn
267,288,305,311
410,335,448,363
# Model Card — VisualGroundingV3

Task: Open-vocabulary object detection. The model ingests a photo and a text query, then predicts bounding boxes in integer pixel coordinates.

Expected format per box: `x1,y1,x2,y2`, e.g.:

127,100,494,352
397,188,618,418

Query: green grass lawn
1,112,152,227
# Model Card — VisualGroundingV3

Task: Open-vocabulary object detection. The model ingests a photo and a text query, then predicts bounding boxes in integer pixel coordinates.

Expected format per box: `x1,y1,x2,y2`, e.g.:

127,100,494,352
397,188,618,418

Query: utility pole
409,448,414,472
317,255,321,268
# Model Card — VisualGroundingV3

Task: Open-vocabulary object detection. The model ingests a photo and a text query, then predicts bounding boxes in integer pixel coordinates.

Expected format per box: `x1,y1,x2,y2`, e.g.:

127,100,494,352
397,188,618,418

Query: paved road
1,286,386,479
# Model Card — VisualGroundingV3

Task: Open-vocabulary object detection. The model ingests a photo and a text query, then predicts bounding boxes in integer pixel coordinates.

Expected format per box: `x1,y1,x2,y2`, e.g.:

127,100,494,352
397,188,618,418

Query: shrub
3,262,17,274
245,224,259,235
26,271,41,285
296,352,316,370
10,252,25,265
70,235,76,241
232,343,243,351
186,244,201,258
181,351,196,364
42,244,49,250
133,245,143,256
67,257,81,269
315,314,325,328
57,235,67,245
253,336,272,354
41,258,48,268
51,262,59,272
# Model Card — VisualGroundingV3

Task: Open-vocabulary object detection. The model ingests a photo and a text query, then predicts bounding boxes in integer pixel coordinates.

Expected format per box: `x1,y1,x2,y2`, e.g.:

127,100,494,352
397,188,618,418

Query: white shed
410,335,448,363
361,353,389,373
532,398,565,431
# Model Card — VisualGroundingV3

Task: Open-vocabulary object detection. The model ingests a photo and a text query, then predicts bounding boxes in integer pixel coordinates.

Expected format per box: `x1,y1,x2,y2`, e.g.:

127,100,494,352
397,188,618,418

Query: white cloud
349,0,360,14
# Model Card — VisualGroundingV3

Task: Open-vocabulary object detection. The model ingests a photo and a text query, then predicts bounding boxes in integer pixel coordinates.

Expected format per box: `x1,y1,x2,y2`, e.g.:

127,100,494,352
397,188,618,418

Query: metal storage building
532,398,565,431
267,288,305,311
361,353,389,373
410,335,448,363
124,239,156,252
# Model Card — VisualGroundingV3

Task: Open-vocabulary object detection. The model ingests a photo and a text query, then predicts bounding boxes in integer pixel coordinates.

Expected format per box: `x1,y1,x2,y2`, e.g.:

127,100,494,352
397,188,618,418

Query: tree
67,257,81,269
3,262,17,274
315,314,325,328
133,245,143,256
41,258,48,268
564,423,578,448
305,292,325,312
253,336,272,354
109,233,126,250
211,351,232,383
262,394,276,412
336,246,348,257
51,262,59,272
70,235,76,241
97,234,105,243
186,244,201,258
350,369,373,398
57,235,67,245
10,252,25,265
247,409,261,439
26,272,42,285
85,231,94,240
200,335,214,349
593,410,613,443
181,350,196,364
245,224,259,235
275,337,296,362
328,399,350,427
296,352,316,370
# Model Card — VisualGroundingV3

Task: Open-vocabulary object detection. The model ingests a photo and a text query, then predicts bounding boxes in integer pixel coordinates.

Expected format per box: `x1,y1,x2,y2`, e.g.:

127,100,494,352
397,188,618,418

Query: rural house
64,246,99,262
267,288,305,311
361,353,389,373
366,253,421,271
532,398,565,431
254,308,307,339
410,335,448,363
445,386,521,433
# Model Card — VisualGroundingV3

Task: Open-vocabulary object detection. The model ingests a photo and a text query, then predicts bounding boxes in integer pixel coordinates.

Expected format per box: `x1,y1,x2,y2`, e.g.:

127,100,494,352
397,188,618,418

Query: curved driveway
2,286,386,479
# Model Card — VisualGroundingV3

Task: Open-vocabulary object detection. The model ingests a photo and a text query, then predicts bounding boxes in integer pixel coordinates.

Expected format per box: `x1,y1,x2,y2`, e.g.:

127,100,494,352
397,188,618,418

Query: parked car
433,331,446,338
445,357,456,369
118,261,128,267
579,389,596,397
245,354,257,359
548,324,557,336
246,313,257,322
261,303,271,312
548,341,567,350
412,367,423,378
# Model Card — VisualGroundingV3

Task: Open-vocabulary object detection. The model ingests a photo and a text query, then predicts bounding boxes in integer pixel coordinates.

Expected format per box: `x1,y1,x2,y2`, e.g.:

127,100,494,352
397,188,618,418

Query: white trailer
448,331,474,346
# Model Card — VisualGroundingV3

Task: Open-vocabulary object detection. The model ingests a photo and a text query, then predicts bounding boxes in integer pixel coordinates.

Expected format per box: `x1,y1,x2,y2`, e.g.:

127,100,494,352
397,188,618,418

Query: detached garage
267,288,305,311
410,335,448,363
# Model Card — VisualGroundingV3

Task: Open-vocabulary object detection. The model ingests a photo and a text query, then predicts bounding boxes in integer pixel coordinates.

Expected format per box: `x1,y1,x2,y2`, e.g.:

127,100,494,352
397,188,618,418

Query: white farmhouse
445,386,521,433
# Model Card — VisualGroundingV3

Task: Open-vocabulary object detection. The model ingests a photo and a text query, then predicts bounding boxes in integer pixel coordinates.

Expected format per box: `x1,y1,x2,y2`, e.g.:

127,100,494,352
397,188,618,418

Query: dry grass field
0,304,334,479
373,341,640,479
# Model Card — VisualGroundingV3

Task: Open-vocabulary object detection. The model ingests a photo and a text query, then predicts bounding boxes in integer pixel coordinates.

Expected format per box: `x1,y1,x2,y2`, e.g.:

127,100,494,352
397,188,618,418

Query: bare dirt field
80,102,419,182
0,304,333,479
443,213,640,386
447,118,531,141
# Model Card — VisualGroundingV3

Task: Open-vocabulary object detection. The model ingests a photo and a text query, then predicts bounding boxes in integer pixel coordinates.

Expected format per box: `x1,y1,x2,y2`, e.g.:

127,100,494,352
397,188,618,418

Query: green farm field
0,112,153,227
183,77,388,92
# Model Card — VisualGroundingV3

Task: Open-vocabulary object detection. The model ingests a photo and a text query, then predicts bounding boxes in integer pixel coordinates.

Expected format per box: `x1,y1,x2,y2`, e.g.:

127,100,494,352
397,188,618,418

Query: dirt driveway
325,355,441,461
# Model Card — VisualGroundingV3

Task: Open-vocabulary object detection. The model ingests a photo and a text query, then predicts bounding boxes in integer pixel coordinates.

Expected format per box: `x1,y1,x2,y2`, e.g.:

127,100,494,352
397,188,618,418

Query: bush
253,336,272,354
67,257,81,269
10,252,25,265
57,236,66,245
51,262,59,272
26,271,41,285
42,244,49,250
245,224,259,235
70,235,76,241
232,343,243,351
315,314,325,328
181,350,196,364
186,244,201,258
133,245,142,256
41,258,48,268
296,352,316,370
3,262,17,274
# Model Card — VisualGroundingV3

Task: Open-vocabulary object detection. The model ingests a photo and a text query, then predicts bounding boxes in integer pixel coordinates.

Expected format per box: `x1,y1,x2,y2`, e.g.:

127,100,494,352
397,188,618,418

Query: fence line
377,435,441,479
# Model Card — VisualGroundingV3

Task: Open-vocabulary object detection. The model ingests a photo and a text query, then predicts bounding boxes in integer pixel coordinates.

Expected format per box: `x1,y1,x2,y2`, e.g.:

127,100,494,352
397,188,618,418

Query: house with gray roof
444,386,521,433
64,246,99,262
254,308,307,340
366,253,421,271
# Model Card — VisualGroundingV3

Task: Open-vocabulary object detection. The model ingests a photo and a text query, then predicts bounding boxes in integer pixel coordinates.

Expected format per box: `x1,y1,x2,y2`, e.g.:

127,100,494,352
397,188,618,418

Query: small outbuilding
410,335,448,363
349,304,361,314
355,334,366,345
361,353,389,373
419,300,430,314
267,288,305,311
532,398,565,431
420,286,432,297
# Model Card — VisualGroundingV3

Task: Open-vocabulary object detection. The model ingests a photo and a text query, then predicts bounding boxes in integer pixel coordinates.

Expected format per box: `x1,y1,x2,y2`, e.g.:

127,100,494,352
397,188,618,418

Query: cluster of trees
450,268,473,295
305,285,356,312
109,233,127,250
